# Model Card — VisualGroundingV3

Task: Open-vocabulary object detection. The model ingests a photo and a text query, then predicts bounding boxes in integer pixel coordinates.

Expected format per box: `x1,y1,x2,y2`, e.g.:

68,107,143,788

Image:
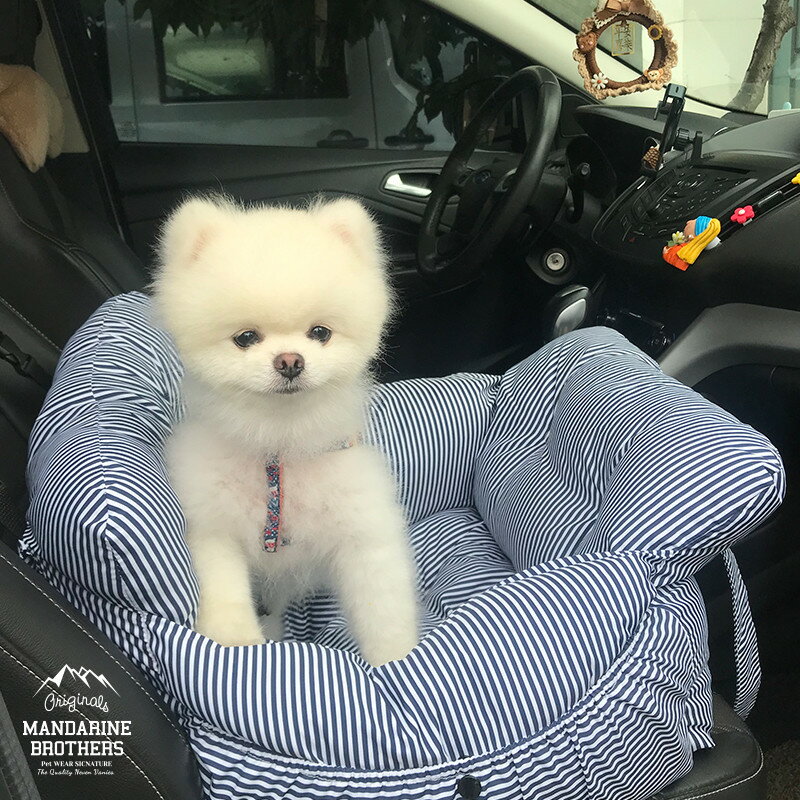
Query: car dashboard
568,109,800,373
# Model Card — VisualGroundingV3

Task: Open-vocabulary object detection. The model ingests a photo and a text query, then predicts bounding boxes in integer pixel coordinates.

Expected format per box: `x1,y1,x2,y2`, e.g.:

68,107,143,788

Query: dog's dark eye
308,326,332,344
232,330,261,349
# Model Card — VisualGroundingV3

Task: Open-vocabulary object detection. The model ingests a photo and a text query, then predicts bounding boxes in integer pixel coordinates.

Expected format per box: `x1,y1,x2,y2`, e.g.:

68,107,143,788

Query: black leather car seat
0,7,772,797
0,22,202,795
0,513,203,800
0,126,144,376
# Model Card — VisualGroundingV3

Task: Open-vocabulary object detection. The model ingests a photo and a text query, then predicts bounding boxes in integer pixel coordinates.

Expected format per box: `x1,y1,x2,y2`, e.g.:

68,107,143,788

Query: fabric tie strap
723,549,761,718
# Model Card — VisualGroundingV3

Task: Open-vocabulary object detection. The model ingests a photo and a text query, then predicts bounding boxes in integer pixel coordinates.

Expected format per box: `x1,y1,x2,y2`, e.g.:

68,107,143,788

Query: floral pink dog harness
263,460,286,552
263,440,356,552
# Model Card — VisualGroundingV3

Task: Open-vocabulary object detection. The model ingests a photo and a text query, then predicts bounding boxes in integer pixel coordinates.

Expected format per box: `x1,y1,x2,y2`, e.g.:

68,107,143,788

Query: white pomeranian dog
151,195,418,666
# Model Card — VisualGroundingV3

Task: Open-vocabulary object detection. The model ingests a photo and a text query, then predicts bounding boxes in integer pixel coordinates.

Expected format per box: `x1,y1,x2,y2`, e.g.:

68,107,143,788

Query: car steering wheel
417,66,562,285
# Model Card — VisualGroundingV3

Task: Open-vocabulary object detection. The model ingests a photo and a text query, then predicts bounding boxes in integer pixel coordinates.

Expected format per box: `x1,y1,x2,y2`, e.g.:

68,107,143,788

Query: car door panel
113,143,455,262
112,145,512,257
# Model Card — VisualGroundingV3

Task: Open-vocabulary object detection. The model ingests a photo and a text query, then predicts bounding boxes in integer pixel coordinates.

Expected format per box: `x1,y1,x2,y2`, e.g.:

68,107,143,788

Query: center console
594,150,800,264
586,107,800,359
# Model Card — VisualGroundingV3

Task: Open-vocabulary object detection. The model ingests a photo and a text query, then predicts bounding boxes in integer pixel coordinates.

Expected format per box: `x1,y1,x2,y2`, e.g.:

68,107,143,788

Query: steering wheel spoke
436,231,471,258
417,66,562,284
452,167,474,195
494,167,518,195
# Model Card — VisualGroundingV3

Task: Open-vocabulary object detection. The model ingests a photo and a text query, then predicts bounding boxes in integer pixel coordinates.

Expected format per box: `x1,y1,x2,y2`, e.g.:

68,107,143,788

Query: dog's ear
313,198,384,268
159,196,231,268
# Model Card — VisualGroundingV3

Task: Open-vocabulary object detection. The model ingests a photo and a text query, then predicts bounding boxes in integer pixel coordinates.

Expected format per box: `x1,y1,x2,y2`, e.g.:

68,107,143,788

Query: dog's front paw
258,613,284,642
195,602,266,647
360,625,418,667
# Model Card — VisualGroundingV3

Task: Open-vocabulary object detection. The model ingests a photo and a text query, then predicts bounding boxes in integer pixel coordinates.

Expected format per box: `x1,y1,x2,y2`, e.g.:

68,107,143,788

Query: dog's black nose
273,353,304,379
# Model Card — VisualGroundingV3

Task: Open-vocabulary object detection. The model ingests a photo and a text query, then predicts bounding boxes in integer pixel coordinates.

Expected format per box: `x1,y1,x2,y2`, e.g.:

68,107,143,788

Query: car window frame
103,0,377,148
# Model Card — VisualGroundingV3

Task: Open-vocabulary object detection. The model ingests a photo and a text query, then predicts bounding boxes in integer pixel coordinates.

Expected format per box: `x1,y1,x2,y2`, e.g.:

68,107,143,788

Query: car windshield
529,0,799,115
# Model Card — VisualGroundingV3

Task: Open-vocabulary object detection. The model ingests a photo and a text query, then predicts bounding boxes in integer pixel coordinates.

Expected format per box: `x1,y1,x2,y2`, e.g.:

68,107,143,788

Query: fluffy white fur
152,196,419,666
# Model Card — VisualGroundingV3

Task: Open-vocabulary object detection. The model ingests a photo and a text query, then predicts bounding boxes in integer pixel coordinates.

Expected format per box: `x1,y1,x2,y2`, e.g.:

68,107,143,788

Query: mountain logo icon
34,665,119,697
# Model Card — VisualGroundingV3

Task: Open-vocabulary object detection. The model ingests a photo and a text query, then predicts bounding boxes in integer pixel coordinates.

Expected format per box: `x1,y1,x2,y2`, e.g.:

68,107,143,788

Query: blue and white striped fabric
20,293,784,800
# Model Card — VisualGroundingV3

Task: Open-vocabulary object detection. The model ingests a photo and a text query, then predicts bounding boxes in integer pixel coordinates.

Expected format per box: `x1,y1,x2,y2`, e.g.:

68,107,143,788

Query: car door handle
316,129,369,149
382,172,436,199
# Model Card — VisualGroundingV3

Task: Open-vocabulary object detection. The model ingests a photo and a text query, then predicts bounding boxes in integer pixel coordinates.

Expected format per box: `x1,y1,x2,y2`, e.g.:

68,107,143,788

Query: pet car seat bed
21,292,784,800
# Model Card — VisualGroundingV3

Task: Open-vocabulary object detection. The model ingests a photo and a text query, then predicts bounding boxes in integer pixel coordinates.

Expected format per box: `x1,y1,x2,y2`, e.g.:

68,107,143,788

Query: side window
158,22,348,103
83,0,527,151
373,3,525,150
